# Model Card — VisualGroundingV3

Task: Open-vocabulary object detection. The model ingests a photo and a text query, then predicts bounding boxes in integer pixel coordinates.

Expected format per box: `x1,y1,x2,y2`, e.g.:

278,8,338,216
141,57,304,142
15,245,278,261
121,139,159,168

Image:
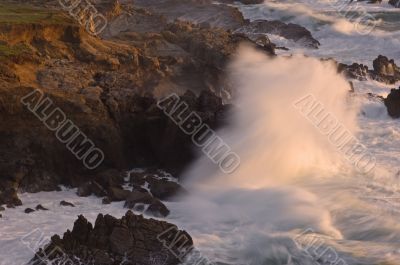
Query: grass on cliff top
0,3,73,25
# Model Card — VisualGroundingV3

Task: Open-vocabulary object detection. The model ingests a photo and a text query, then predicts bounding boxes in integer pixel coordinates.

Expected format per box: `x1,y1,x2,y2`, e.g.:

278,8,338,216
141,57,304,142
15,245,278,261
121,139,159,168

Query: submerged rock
30,211,193,265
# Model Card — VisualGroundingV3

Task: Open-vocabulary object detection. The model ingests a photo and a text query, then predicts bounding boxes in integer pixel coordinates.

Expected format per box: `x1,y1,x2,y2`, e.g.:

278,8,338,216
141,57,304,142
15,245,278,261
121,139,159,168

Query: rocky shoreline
0,0,314,208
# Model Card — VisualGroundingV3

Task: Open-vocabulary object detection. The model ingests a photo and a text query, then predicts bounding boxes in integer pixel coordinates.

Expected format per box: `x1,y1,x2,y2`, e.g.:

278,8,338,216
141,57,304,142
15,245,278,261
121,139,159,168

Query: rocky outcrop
75,168,186,217
338,55,400,84
338,62,369,81
30,211,193,265
370,55,400,83
237,20,320,49
0,1,251,205
132,0,319,49
129,169,188,201
384,87,400,118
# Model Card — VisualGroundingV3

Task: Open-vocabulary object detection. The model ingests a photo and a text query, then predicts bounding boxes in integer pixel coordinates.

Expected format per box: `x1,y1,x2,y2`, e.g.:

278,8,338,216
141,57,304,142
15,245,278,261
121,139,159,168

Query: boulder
107,187,132,202
77,181,107,197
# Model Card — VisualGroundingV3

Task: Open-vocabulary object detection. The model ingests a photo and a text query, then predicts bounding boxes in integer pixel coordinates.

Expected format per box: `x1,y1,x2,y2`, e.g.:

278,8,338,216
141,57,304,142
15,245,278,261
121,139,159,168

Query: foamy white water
1,1,400,265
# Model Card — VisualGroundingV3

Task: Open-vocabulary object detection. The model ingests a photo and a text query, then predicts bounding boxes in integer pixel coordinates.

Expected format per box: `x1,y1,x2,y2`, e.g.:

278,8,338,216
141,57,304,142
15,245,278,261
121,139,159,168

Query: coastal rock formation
30,211,193,265
371,55,400,83
132,0,319,48
338,55,400,84
384,87,400,118
0,1,250,205
238,20,321,49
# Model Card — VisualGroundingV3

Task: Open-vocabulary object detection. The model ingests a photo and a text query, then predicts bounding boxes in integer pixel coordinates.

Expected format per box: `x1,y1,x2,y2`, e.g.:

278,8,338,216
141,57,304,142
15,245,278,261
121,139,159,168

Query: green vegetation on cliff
0,3,72,25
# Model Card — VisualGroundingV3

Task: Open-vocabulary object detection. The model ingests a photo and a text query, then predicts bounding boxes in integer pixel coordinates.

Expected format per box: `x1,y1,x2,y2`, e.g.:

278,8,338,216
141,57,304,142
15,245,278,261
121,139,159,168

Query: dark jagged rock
30,211,193,265
384,87,400,118
338,62,369,81
60,201,75,207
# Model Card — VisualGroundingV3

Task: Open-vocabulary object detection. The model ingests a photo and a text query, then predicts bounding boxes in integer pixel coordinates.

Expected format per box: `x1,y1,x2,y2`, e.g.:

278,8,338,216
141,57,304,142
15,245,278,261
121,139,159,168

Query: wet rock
338,63,369,81
0,188,22,208
237,19,321,49
25,208,35,214
371,55,400,84
124,190,154,208
145,200,171,217
60,201,75,207
107,187,132,202
0,206,5,211
77,181,107,197
147,178,187,201
123,190,170,217
102,197,112,205
30,211,193,265
129,169,187,201
384,87,400,118
35,204,49,211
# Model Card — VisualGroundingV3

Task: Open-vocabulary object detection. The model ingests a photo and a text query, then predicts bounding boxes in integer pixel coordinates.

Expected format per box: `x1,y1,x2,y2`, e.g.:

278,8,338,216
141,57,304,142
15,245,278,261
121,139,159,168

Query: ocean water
1,1,400,265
